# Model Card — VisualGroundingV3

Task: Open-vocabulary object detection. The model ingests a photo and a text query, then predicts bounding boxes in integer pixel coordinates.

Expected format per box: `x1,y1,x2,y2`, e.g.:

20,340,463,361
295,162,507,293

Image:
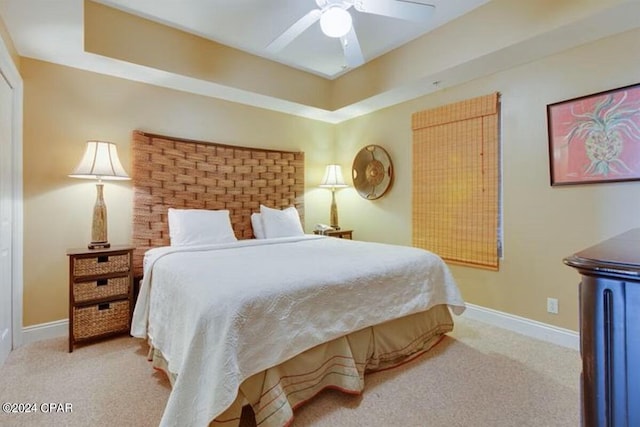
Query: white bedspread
131,235,465,427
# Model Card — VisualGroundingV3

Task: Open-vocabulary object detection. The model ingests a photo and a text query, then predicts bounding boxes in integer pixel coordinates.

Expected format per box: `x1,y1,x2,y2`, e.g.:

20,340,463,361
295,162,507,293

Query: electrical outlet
547,297,559,314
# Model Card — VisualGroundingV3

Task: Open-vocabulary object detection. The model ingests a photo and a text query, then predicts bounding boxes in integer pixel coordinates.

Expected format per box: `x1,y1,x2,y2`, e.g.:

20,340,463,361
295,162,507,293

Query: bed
129,131,465,427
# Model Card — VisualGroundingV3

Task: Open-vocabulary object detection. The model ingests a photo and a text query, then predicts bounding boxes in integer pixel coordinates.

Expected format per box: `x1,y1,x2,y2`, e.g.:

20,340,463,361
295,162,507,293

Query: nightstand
67,245,134,352
314,229,353,239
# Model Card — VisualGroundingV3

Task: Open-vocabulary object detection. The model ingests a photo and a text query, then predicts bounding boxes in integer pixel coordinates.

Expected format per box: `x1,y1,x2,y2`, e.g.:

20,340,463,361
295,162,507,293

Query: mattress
131,235,465,426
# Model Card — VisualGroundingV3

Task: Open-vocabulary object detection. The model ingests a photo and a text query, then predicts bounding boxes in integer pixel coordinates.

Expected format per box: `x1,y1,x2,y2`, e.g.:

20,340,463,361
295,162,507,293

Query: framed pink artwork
547,83,640,186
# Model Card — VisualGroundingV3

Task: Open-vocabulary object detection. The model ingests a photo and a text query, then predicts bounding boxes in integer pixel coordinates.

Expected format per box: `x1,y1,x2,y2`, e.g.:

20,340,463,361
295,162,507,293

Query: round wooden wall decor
352,145,393,200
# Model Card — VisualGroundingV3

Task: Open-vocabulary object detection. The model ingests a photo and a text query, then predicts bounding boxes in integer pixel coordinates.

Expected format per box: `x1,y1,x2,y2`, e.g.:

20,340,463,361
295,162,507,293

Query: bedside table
314,229,353,239
67,245,134,352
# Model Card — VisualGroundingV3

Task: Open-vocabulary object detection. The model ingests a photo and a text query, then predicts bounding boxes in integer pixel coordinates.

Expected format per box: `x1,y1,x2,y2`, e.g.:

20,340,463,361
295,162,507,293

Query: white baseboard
21,319,68,346
461,303,580,351
20,306,580,351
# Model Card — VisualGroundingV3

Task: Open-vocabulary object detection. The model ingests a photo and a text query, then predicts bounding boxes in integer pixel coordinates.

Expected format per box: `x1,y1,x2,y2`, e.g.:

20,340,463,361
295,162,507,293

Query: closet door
0,70,13,365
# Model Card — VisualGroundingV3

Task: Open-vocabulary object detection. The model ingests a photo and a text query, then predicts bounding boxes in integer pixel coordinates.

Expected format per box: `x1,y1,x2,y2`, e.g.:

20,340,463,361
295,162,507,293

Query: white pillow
167,208,237,246
259,205,304,238
251,213,265,239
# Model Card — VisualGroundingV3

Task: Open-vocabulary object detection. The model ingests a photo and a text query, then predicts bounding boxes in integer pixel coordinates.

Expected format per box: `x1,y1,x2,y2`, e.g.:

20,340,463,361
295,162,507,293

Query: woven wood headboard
131,130,305,277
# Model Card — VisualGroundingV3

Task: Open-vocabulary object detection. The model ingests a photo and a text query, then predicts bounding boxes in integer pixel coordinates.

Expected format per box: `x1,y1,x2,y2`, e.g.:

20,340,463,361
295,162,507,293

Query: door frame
0,36,23,350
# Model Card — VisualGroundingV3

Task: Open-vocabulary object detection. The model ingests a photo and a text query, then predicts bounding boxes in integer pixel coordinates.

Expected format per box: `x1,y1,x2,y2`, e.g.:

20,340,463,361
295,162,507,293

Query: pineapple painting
548,84,640,185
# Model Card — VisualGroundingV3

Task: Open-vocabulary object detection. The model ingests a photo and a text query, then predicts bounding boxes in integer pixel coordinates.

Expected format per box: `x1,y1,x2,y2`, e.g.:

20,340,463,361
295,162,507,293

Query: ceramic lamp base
89,182,110,250
88,242,110,250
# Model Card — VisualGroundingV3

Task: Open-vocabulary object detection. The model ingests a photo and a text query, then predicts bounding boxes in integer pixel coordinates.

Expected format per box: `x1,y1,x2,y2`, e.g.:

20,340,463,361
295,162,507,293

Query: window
412,93,501,270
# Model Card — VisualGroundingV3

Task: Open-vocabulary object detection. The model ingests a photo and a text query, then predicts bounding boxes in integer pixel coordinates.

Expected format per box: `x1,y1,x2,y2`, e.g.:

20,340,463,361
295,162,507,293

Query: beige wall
21,58,334,326
84,0,332,111
83,0,635,113
21,26,640,331
334,28,640,331
331,0,629,110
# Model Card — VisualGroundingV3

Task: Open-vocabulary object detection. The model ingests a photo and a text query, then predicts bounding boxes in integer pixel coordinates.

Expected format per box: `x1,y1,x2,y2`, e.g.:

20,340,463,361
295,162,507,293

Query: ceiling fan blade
353,0,434,22
266,9,322,53
341,28,365,68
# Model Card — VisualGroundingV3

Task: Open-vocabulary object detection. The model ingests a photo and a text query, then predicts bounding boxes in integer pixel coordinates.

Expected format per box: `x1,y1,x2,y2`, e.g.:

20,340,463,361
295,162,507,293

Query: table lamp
319,164,348,230
69,141,130,249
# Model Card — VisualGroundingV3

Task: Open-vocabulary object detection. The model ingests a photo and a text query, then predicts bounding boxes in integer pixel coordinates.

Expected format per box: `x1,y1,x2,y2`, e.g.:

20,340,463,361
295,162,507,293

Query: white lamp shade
69,141,130,180
320,6,352,38
319,164,348,188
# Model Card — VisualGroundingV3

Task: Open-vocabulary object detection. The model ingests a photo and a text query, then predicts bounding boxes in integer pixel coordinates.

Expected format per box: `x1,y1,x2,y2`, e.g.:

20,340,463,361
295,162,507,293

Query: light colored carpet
0,317,580,426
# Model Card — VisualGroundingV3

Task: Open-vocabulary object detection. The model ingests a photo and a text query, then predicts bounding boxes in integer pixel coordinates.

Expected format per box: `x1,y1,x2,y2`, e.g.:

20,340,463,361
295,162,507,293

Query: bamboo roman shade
412,93,500,270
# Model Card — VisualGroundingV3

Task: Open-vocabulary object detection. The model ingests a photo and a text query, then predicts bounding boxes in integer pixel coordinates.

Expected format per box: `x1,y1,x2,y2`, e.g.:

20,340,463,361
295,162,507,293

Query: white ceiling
93,0,489,79
1,0,639,123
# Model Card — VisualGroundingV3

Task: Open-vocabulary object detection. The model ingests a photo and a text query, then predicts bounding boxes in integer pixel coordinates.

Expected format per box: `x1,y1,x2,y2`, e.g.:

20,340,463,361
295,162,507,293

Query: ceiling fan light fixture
320,6,352,38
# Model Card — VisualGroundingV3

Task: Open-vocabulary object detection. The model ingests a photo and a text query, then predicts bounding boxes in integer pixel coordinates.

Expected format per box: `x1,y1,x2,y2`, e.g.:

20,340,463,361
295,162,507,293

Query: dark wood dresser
564,229,640,427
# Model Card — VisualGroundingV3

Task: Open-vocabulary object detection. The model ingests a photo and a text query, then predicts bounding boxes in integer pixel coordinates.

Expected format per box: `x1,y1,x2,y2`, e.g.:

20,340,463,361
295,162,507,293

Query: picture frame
547,83,640,186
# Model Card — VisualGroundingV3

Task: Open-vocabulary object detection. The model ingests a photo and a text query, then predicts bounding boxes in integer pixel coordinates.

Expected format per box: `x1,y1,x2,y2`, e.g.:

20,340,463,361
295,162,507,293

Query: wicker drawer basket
73,254,130,277
73,276,130,303
73,300,130,340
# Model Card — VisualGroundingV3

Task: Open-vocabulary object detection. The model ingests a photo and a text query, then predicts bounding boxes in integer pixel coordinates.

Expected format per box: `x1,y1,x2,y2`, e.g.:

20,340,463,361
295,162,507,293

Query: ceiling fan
266,0,435,69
